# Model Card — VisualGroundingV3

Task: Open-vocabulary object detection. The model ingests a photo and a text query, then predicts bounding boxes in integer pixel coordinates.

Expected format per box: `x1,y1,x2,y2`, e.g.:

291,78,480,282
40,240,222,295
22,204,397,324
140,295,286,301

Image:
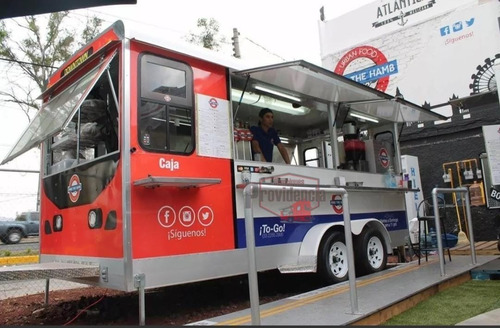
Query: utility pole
232,28,241,58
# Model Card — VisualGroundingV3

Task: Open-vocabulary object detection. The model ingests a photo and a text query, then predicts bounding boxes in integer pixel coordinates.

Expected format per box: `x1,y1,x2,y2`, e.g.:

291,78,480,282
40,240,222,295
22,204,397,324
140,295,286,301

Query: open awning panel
1,51,116,165
235,60,447,123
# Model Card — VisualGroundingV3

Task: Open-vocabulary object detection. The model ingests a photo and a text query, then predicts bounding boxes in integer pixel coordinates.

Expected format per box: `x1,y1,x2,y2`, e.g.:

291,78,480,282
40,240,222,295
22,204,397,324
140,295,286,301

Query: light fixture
254,85,302,103
348,111,379,123
231,89,309,115
53,214,63,232
88,209,102,229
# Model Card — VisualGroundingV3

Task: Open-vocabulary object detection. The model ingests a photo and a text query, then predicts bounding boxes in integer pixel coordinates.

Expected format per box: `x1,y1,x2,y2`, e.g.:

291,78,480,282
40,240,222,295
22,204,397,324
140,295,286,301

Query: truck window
138,54,194,154
304,147,320,167
16,214,27,222
47,53,120,175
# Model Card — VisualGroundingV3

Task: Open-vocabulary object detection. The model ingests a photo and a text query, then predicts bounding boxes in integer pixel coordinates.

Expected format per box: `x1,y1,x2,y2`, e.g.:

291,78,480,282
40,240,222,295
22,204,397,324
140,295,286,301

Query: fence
0,167,91,300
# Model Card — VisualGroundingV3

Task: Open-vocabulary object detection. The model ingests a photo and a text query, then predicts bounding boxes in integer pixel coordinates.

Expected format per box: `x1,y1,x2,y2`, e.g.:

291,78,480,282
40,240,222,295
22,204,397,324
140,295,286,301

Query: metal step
278,264,316,273
0,262,99,281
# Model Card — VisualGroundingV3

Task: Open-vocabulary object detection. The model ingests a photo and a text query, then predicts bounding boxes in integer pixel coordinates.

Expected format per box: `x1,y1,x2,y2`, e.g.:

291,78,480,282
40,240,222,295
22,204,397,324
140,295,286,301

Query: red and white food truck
1,20,445,294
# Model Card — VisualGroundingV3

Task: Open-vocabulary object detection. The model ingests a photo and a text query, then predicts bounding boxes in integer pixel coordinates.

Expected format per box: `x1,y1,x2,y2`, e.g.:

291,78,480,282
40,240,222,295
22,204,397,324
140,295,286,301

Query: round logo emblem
67,174,82,203
379,148,389,168
209,97,218,109
330,194,343,214
334,45,390,92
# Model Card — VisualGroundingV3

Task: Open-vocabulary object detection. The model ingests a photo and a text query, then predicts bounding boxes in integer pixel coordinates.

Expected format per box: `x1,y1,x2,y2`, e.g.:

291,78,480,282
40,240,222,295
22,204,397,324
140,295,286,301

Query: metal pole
44,278,50,306
242,183,357,322
342,193,358,314
327,102,340,170
243,184,261,325
431,190,446,276
463,190,477,264
134,273,146,326
393,122,402,175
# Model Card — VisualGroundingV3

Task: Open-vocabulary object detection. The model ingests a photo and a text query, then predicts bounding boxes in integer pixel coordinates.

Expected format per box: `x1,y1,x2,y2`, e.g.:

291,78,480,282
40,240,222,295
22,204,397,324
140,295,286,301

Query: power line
0,57,57,69
243,36,287,61
86,8,188,36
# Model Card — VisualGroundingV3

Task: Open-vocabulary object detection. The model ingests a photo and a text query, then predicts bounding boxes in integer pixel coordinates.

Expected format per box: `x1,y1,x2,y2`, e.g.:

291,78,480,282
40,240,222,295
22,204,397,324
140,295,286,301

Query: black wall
400,101,500,241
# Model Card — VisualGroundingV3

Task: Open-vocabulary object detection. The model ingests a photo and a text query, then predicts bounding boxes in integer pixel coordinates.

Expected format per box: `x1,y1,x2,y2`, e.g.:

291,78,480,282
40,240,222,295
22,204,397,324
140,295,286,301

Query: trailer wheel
355,227,387,275
318,231,349,284
6,229,23,244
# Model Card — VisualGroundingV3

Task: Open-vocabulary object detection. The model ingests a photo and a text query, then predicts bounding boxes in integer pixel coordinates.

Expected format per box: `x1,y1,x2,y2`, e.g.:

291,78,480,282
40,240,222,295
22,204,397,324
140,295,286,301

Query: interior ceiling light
231,89,310,115
348,111,379,123
254,85,302,103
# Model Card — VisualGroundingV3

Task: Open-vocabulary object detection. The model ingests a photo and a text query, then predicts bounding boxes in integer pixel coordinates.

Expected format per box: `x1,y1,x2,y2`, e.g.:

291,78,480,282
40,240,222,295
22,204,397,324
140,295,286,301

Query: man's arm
277,143,291,164
251,140,266,162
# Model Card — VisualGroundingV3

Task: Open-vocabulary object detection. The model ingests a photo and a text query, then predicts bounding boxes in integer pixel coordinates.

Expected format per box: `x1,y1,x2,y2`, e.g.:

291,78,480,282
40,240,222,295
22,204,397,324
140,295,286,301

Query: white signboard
482,124,500,185
196,94,232,159
320,0,500,113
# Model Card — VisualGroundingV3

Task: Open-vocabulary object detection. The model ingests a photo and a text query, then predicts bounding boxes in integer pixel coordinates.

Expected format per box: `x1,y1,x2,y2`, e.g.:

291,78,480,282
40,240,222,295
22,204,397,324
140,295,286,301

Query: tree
185,18,226,51
0,12,103,122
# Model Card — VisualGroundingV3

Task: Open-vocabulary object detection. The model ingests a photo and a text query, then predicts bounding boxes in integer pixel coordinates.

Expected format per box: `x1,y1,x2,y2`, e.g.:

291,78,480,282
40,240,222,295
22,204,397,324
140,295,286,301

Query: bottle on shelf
385,166,397,188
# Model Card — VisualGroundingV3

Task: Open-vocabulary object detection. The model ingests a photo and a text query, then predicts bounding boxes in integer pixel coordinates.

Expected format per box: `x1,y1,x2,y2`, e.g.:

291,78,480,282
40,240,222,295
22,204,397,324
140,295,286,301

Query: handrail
431,187,476,276
243,183,357,325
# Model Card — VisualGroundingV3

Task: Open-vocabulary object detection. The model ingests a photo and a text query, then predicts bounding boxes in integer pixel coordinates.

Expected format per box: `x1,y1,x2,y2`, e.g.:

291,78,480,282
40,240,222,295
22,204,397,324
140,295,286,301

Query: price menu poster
482,125,500,208
196,94,231,159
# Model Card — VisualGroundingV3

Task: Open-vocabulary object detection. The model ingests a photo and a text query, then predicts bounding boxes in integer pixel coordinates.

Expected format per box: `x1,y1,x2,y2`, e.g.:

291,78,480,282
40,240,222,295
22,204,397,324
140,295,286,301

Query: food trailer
1,20,445,298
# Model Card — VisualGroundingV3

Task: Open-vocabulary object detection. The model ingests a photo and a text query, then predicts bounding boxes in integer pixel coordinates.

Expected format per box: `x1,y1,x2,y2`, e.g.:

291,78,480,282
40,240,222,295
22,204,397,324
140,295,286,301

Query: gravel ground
0,270,327,325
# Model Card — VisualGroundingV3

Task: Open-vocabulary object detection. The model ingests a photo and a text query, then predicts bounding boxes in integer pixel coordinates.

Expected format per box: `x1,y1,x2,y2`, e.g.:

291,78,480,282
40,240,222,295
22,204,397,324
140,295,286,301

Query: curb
0,255,39,265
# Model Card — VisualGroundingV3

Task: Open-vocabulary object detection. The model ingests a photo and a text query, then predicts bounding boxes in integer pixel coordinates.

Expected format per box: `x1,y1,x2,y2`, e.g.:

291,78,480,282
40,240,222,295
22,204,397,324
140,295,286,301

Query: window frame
138,53,195,155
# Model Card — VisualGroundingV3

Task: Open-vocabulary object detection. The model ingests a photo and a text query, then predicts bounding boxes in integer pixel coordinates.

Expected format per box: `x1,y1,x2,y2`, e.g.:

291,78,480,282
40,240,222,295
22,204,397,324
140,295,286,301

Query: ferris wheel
469,53,500,94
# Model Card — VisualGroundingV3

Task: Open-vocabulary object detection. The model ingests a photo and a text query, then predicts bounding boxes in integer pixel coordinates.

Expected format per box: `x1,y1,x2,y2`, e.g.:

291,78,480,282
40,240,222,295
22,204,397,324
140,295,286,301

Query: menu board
196,94,232,159
482,125,500,185
482,125,500,209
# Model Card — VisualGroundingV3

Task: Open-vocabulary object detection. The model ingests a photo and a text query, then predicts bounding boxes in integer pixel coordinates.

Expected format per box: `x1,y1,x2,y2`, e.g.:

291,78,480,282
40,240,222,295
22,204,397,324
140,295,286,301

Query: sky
0,0,374,217
82,0,374,65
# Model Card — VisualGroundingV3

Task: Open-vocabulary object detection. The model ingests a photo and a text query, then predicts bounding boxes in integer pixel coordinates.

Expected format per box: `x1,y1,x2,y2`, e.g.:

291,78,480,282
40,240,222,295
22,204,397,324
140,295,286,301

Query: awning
234,60,447,123
1,51,117,165
0,0,136,19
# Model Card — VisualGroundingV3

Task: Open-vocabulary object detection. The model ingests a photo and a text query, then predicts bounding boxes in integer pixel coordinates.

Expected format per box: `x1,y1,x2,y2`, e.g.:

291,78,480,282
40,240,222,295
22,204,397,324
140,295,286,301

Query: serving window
138,54,194,154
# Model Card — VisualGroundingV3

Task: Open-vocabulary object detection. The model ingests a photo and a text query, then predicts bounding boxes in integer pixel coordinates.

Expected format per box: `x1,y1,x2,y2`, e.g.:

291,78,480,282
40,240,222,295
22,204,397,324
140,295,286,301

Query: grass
383,279,500,325
0,248,38,257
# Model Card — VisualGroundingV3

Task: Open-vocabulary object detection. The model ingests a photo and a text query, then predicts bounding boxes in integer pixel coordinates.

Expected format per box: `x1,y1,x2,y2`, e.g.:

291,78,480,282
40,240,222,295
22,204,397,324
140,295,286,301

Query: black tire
6,229,23,244
355,227,387,275
318,231,349,284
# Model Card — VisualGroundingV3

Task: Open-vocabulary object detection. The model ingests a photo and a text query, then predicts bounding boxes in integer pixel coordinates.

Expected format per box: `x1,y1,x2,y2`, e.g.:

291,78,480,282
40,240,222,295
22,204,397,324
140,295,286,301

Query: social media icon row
157,205,214,228
440,18,474,36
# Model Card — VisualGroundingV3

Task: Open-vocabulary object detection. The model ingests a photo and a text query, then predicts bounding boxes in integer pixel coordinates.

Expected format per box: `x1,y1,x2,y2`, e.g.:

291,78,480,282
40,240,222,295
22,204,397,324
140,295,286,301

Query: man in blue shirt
250,108,291,164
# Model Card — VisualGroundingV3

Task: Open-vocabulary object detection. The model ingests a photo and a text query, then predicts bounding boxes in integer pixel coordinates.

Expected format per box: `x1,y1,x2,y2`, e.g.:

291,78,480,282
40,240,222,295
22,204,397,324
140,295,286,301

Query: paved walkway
189,255,499,326
456,308,500,326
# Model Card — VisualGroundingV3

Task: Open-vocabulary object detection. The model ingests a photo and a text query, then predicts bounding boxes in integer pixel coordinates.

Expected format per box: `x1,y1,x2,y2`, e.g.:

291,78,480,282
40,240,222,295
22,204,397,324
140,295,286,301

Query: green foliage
185,18,226,51
0,11,102,119
0,249,39,257
80,16,103,47
384,280,500,325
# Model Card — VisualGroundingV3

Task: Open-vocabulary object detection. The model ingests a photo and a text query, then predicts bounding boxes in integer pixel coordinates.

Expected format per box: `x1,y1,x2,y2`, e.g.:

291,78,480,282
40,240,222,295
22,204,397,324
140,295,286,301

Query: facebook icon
440,26,450,36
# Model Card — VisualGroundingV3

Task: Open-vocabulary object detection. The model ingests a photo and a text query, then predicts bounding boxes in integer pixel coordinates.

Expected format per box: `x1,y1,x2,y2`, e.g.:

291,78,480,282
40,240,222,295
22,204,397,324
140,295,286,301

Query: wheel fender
356,219,393,255
8,226,26,235
297,219,392,266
